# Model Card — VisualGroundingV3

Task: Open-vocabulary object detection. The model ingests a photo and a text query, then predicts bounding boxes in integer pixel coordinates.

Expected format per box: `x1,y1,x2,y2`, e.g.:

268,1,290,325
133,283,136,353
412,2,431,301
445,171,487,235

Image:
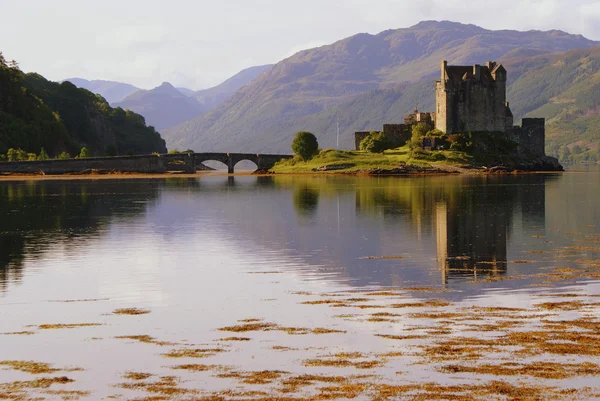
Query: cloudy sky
1,0,598,90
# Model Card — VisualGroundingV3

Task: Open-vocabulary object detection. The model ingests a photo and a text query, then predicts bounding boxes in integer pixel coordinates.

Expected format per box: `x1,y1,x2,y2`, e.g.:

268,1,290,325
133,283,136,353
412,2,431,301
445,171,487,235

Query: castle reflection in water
353,174,549,286
435,176,546,283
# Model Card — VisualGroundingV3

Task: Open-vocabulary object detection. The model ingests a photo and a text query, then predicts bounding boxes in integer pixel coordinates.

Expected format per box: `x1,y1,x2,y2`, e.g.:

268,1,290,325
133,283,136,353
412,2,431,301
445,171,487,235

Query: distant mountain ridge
63,78,141,104
163,20,598,154
103,65,274,132
115,82,206,131
193,65,273,110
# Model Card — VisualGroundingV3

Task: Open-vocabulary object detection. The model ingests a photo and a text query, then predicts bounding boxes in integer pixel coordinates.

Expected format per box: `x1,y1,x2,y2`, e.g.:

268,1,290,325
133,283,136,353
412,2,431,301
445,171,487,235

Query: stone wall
355,131,371,150
382,124,411,147
0,155,168,174
508,118,545,157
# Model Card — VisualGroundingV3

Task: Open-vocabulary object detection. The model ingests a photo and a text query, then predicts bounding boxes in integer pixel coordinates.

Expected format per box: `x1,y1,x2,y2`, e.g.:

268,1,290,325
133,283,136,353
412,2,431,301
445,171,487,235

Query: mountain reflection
0,180,162,294
0,172,580,296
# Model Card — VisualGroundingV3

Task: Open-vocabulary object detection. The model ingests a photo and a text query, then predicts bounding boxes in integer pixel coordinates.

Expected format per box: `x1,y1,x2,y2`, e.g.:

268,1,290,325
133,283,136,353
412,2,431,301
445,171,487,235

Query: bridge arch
187,152,293,174
229,153,259,174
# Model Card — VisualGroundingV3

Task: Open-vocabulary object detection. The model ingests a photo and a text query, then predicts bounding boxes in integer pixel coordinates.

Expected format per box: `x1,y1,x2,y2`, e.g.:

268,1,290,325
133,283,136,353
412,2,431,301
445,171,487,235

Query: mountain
0,53,166,157
113,65,273,133
177,87,196,96
163,20,598,154
63,78,141,104
114,82,206,131
193,64,273,111
506,46,600,162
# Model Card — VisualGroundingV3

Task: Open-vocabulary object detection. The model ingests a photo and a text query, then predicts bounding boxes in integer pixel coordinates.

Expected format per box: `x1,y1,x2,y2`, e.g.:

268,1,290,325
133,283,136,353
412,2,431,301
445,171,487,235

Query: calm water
1,169,600,399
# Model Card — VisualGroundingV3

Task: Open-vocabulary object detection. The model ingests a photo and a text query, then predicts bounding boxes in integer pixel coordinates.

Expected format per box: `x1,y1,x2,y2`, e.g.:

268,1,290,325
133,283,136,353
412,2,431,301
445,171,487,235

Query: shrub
360,131,390,153
27,153,37,161
38,148,49,160
409,124,429,151
446,133,472,152
411,123,429,138
292,131,319,161
7,148,27,161
57,152,71,160
78,147,90,158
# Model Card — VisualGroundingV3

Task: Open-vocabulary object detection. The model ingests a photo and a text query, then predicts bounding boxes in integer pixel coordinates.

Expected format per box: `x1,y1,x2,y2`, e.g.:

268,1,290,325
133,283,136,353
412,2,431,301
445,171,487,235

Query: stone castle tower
435,60,513,134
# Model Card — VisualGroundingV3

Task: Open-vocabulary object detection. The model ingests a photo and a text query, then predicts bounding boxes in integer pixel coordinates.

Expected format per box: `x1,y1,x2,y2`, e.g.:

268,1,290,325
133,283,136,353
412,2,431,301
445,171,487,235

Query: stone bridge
0,153,293,175
164,152,293,174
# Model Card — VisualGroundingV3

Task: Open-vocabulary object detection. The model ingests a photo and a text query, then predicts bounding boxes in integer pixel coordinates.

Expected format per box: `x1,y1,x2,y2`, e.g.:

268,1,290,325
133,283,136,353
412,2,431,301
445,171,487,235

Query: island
272,60,563,175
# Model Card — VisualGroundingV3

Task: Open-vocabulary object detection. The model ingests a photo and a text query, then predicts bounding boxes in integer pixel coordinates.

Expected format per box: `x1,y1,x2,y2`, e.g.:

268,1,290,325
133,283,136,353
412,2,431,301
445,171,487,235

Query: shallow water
1,169,600,400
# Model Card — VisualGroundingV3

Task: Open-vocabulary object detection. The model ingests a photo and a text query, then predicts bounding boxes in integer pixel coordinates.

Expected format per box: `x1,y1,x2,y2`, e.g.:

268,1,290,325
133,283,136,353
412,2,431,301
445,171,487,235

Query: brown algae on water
0,361,61,375
112,308,151,315
218,336,251,341
217,370,289,385
122,372,153,381
37,323,103,330
162,348,226,358
440,361,600,379
115,335,177,346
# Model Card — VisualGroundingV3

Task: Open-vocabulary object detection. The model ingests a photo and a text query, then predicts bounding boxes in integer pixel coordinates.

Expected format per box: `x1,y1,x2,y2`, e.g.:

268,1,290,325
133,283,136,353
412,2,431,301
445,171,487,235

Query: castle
355,60,545,157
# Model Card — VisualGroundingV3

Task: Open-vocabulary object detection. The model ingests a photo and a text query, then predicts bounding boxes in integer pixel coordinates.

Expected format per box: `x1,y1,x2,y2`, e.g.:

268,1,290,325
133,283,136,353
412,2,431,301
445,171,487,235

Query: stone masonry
435,60,510,134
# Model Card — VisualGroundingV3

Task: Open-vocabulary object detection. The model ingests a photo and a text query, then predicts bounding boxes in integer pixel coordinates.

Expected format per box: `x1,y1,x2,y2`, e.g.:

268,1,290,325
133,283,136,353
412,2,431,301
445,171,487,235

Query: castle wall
382,124,411,147
354,124,412,150
508,118,545,157
355,131,371,150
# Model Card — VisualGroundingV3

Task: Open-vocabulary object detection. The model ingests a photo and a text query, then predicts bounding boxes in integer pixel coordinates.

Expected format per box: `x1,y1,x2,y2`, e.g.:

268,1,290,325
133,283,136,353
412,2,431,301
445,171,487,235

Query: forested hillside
0,53,167,158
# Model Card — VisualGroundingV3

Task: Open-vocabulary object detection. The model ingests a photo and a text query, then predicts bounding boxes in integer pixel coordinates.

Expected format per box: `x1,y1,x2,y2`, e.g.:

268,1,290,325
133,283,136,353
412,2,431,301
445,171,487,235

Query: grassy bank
271,146,473,173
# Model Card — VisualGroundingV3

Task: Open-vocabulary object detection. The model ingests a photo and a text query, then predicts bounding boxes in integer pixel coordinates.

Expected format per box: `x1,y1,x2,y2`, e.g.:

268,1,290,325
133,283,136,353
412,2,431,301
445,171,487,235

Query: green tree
409,123,430,150
78,147,90,158
7,149,17,161
38,148,49,160
291,132,319,161
7,148,27,161
360,131,390,153
57,152,71,160
27,153,37,161
411,123,429,138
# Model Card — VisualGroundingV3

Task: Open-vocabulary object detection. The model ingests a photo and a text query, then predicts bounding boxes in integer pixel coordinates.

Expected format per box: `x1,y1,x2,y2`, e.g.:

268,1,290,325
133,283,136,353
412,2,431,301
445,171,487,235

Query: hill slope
115,82,206,131
163,20,597,153
504,47,600,162
63,78,141,104
193,64,273,111
1,53,166,157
